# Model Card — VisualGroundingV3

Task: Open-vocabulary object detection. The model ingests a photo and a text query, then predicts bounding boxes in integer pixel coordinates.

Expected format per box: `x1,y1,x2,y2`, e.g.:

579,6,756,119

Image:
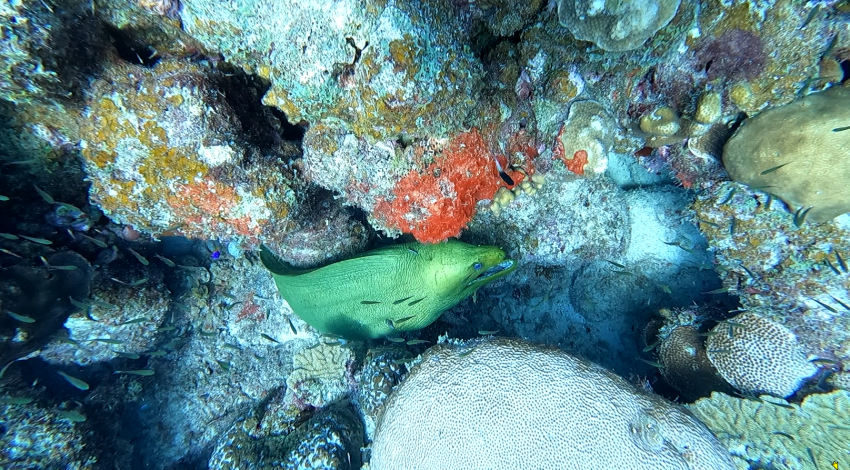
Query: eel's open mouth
467,259,516,286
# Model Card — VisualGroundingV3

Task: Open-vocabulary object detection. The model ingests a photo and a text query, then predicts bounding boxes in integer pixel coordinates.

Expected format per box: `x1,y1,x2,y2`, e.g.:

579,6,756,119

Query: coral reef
355,347,409,438
691,182,850,389
38,261,170,365
723,86,850,223
473,0,546,37
371,337,736,470
304,125,523,242
182,0,482,142
127,250,313,468
0,252,93,365
286,342,353,409
208,394,363,470
0,400,95,469
688,390,850,470
0,0,103,104
705,312,818,398
79,57,297,246
556,0,682,51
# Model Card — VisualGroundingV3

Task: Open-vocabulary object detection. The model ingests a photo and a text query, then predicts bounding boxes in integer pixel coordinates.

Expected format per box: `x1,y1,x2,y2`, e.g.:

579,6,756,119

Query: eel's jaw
465,258,517,290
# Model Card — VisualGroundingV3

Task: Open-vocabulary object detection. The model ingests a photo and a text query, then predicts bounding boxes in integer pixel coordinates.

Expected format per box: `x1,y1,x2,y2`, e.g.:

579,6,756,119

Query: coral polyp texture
688,390,850,470
557,0,682,51
723,86,850,223
79,59,296,244
705,312,817,398
181,0,481,142
371,338,736,470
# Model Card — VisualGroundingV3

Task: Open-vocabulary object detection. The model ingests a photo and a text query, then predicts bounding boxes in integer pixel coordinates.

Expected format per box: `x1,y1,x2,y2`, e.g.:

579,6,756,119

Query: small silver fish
0,248,22,258
118,317,149,326
0,396,34,405
127,248,149,266
33,184,55,204
115,352,141,359
89,338,124,345
478,330,500,335
19,235,52,245
114,369,155,376
406,339,429,345
6,311,36,323
53,409,86,422
215,360,231,371
260,333,279,343
145,350,167,357
48,265,78,271
759,162,791,175
81,234,108,248
793,206,813,228
0,195,8,201
155,254,176,267
0,233,18,239
387,337,406,343
57,371,90,390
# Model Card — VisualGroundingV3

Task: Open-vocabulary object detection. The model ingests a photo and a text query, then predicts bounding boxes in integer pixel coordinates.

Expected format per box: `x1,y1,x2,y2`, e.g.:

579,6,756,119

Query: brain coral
723,86,850,223
371,338,736,470
705,312,817,398
557,0,681,51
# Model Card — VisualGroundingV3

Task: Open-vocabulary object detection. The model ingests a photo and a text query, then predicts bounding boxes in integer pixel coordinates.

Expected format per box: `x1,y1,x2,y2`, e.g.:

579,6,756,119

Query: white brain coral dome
370,338,736,470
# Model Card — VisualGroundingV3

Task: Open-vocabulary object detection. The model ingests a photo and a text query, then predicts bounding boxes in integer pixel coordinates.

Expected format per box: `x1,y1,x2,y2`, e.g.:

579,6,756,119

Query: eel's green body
261,240,516,340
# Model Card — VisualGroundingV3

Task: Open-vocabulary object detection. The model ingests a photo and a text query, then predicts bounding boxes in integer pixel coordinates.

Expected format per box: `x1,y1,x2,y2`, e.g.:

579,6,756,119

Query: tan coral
555,100,616,176
722,86,850,222
286,342,353,408
705,312,817,398
371,337,736,470
687,390,850,470
557,0,682,51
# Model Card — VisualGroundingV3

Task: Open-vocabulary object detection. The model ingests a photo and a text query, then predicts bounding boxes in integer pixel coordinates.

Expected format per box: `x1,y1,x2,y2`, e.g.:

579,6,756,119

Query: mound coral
371,337,736,470
552,100,616,177
722,86,850,223
557,0,682,51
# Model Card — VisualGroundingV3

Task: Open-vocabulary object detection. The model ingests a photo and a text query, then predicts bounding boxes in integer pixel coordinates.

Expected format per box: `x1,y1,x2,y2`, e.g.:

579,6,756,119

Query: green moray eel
260,240,517,340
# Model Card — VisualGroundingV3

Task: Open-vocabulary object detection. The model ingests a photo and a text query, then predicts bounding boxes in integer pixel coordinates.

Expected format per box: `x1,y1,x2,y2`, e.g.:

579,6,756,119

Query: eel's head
420,240,517,302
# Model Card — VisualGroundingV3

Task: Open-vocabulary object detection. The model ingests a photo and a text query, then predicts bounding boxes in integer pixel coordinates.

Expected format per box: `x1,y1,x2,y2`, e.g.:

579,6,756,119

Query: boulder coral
723,86,850,223
371,337,736,470
557,0,682,51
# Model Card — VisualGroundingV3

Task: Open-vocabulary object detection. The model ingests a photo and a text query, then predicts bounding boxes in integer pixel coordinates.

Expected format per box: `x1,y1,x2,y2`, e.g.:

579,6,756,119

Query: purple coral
695,29,766,82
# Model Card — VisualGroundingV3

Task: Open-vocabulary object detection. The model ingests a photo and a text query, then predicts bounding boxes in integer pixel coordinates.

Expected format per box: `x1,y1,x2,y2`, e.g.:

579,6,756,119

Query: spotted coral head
261,240,517,340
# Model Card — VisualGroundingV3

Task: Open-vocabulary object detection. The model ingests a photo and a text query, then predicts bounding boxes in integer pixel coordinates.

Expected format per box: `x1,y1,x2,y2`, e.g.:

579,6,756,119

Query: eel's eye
473,262,483,271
